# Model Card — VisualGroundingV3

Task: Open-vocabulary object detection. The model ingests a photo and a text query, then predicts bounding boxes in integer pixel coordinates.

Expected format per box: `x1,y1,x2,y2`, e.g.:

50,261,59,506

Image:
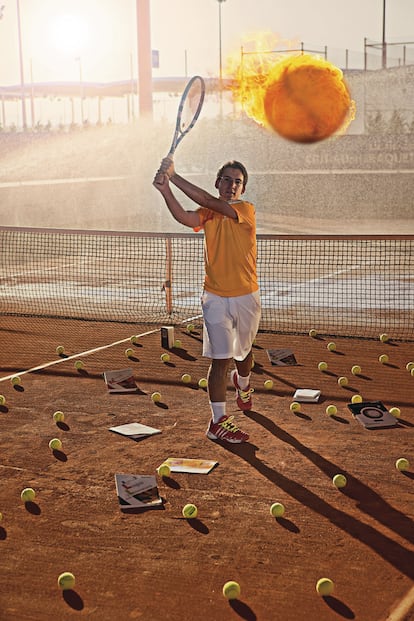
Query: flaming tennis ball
327,342,336,352
351,394,363,404
56,345,65,355
11,375,21,386
264,379,273,390
389,407,401,418
151,392,161,403
326,404,337,416
308,328,318,337
270,502,285,517
316,578,334,596
125,348,134,358
338,376,348,387
198,377,208,388
223,581,241,600
20,487,35,502
351,365,361,375
181,373,191,384
318,361,328,371
379,354,389,364
49,438,62,451
0,395,5,406
157,463,171,477
333,474,347,488
290,401,301,412
57,572,75,590
186,323,195,333
173,339,182,348
379,333,389,343
160,352,170,363
396,458,410,471
263,55,353,143
406,361,414,372
182,503,198,519
53,410,65,423
74,360,84,370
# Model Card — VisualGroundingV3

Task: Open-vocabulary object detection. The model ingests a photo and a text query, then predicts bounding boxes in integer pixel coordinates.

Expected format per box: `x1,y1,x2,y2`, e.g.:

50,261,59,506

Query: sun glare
49,14,88,55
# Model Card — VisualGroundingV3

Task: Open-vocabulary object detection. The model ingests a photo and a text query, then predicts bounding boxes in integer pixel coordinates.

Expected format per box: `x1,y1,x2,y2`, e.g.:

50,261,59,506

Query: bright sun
49,14,88,55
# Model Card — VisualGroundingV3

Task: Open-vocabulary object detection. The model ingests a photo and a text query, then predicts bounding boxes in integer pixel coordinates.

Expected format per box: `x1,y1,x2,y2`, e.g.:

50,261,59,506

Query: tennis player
153,159,261,443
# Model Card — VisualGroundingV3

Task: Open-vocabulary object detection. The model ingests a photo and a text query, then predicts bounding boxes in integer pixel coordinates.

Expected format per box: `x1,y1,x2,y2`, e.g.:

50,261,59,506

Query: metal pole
218,0,226,88
16,0,27,129
382,0,387,69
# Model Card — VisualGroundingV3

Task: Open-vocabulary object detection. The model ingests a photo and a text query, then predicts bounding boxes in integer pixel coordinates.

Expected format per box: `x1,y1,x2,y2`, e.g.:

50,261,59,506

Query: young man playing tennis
153,159,261,443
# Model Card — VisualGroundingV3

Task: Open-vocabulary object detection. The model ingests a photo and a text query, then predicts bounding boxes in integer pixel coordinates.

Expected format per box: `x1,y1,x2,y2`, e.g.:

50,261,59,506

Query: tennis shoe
206,415,249,443
230,369,254,411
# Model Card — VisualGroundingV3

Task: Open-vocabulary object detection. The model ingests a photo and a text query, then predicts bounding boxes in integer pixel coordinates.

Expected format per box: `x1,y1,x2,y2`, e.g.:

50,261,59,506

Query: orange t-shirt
195,200,258,297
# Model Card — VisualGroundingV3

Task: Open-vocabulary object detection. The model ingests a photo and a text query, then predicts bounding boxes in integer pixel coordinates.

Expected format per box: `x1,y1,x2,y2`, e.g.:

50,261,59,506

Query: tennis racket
166,75,205,159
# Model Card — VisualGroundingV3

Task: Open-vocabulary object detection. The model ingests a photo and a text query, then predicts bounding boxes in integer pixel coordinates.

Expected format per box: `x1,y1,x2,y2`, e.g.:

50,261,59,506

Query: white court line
0,175,128,189
385,584,414,621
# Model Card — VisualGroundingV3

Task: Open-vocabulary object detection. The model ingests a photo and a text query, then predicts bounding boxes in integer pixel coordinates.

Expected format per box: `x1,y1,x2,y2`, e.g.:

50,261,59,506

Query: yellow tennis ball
327,342,336,352
49,438,62,451
251,354,255,369
20,487,35,502
181,373,191,384
151,392,161,403
182,503,198,519
56,345,65,355
316,577,334,596
223,581,241,600
0,395,6,406
74,360,84,370
160,352,170,363
53,410,65,423
11,375,21,386
125,348,134,358
406,361,414,372
351,365,361,375
379,333,389,343
186,323,195,333
379,354,389,364
411,368,414,377
289,401,301,412
351,394,363,404
389,407,401,418
338,376,348,387
309,328,318,337
157,463,171,477
333,474,347,488
263,55,352,143
318,361,328,371
395,458,410,471
58,572,75,590
173,339,182,348
270,502,285,517
0,512,3,521
130,335,138,344
264,379,273,390
198,377,208,388
326,404,337,416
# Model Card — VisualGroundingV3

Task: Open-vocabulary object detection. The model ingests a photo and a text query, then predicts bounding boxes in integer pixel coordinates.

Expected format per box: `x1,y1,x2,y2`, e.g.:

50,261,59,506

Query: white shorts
201,290,261,361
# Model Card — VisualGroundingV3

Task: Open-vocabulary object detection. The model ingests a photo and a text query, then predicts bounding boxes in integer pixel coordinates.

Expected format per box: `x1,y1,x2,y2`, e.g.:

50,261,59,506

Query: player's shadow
63,590,84,611
323,595,355,619
229,599,257,620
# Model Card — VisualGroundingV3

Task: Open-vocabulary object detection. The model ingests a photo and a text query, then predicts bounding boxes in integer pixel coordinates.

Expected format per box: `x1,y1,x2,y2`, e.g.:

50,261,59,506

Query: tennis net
1,227,413,340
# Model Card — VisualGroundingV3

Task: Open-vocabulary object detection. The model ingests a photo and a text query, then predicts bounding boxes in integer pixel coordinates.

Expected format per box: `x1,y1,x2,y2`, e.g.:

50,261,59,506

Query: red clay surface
0,317,413,621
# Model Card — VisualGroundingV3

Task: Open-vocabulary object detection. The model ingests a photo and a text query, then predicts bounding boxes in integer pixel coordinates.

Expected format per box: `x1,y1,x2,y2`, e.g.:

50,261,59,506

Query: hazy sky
0,0,413,84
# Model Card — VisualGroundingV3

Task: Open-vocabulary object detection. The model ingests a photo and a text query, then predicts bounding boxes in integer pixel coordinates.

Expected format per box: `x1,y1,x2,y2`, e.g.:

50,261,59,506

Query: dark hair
216,160,248,189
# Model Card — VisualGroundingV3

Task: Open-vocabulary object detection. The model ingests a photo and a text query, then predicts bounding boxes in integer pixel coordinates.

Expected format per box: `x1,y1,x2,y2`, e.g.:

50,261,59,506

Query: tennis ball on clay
411,368,414,377
181,373,192,384
316,577,334,596
270,502,285,517
157,463,171,477
337,376,348,387
309,328,318,337
56,345,65,355
160,352,170,363
318,361,328,371
49,438,62,451
290,401,301,412
151,392,161,403
389,407,401,418
74,360,84,370
182,503,198,519
351,365,361,375
379,354,389,364
11,376,21,386
0,512,3,521
406,361,414,372
333,474,347,488
327,342,336,352
379,333,389,343
57,572,75,590
223,581,241,600
251,354,255,369
53,410,65,423
173,339,182,348
264,379,273,390
186,323,195,333
0,395,6,406
130,335,138,344
198,377,208,388
125,348,134,358
20,487,35,502
395,458,410,471
326,404,337,416
351,394,363,404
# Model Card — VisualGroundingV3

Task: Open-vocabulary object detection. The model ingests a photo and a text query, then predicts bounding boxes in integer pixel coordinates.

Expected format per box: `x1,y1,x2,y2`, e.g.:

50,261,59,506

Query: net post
164,237,173,315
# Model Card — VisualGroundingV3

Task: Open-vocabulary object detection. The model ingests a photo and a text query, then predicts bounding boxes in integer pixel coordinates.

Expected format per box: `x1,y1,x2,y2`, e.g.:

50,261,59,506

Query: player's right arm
153,171,201,228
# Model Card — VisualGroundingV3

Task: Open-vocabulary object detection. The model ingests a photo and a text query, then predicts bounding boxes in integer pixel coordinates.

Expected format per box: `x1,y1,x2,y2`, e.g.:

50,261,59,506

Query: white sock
237,373,251,390
210,401,226,423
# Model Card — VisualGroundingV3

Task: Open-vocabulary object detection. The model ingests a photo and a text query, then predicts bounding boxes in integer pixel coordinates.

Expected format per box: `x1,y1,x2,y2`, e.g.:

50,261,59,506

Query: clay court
0,313,413,621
